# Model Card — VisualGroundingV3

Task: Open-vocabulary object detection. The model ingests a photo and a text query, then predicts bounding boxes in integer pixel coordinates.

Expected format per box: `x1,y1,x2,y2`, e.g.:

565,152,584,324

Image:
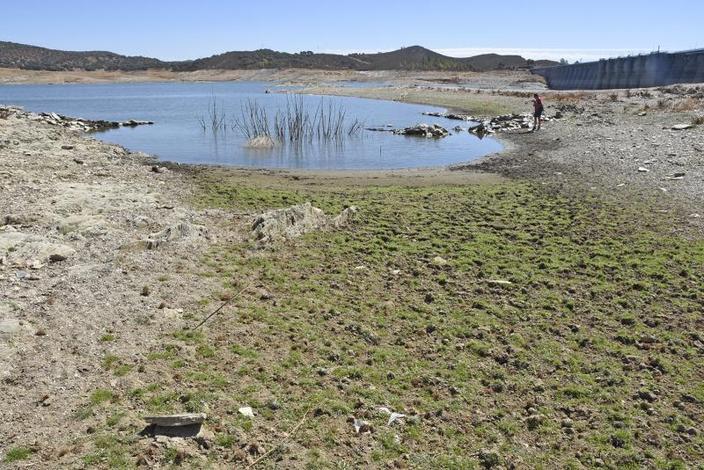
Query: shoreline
0,67,546,88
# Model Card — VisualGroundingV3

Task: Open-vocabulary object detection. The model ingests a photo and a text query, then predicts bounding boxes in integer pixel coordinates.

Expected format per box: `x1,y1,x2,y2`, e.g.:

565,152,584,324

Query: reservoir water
0,81,502,170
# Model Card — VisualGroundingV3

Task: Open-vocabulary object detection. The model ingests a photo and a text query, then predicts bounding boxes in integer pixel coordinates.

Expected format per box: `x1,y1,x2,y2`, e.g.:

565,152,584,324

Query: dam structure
532,49,704,90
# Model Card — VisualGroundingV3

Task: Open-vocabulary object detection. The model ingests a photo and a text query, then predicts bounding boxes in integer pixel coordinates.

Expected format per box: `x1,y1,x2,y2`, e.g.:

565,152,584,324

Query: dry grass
672,97,702,112
551,92,590,103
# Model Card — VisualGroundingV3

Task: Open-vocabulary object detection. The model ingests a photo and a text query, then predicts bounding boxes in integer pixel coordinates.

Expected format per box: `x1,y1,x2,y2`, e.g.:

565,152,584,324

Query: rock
638,167,650,173
331,206,358,228
350,417,372,434
238,406,255,418
144,222,211,250
49,253,68,263
151,165,167,174
394,123,449,138
486,279,513,286
266,399,281,410
144,413,206,427
378,406,406,426
252,203,327,243
672,124,694,130
245,442,265,456
431,256,448,267
121,119,154,127
61,145,75,150
251,203,358,244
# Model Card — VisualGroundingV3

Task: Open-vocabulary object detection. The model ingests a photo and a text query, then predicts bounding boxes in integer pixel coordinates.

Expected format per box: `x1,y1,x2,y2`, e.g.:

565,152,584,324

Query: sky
2,0,702,63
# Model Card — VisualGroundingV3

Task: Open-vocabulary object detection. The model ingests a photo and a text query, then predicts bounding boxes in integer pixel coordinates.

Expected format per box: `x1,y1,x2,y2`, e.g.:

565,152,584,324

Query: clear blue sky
3,0,702,62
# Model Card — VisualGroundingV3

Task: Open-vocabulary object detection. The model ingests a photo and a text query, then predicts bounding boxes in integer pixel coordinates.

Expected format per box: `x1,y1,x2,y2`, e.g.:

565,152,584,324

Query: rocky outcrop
143,222,213,250
470,113,555,135
252,203,358,244
1,106,153,133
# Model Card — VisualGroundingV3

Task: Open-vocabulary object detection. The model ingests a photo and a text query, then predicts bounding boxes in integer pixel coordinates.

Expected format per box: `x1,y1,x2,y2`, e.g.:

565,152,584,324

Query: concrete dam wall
533,49,704,90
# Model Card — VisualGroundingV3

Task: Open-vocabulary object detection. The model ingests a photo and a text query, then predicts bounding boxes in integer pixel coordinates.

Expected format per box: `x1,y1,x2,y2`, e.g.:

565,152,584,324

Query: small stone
144,413,206,427
141,286,150,297
266,399,281,410
246,442,265,456
48,253,68,263
351,418,372,434
238,406,255,418
637,167,650,173
431,256,448,267
61,145,75,150
637,390,657,402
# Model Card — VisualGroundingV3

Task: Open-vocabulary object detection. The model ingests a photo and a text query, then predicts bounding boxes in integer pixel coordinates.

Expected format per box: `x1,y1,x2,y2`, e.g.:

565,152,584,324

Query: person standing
532,94,544,132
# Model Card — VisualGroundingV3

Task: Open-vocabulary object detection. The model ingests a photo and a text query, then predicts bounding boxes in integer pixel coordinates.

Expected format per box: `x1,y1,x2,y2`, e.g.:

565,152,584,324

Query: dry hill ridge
0,41,558,72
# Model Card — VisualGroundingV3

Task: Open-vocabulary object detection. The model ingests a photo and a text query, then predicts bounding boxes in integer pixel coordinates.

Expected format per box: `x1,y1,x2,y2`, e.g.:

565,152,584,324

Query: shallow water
0,81,501,170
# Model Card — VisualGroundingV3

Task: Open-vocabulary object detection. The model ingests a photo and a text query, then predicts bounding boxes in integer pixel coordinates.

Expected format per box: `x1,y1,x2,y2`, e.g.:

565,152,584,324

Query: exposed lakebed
0,81,501,169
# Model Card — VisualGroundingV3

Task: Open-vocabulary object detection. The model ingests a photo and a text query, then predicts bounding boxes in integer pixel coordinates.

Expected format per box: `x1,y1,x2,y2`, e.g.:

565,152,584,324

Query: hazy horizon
2,0,701,63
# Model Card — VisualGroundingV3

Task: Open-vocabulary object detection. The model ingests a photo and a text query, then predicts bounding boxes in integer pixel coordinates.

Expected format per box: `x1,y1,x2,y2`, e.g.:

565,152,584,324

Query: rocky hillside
0,41,558,72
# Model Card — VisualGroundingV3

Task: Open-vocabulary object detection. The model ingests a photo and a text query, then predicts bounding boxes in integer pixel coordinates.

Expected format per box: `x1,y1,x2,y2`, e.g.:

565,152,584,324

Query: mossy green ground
82,172,703,468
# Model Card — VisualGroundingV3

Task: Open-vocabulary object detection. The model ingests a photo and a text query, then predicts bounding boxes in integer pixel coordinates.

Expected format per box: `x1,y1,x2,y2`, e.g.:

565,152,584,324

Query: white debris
238,406,255,418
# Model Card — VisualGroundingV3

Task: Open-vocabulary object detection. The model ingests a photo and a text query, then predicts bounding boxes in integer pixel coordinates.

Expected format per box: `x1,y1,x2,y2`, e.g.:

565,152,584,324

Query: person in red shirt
532,94,544,132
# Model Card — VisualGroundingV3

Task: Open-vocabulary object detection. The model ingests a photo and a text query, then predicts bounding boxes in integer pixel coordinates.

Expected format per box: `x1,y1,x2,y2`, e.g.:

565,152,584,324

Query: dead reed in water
234,96,364,144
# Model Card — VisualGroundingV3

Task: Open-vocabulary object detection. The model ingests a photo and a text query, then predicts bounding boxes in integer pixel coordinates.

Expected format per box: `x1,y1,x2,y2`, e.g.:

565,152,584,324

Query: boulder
252,203,328,243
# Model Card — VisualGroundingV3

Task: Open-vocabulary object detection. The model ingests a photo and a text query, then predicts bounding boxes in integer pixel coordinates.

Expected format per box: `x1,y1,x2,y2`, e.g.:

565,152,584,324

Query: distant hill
0,41,165,71
0,41,558,72
176,46,557,72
